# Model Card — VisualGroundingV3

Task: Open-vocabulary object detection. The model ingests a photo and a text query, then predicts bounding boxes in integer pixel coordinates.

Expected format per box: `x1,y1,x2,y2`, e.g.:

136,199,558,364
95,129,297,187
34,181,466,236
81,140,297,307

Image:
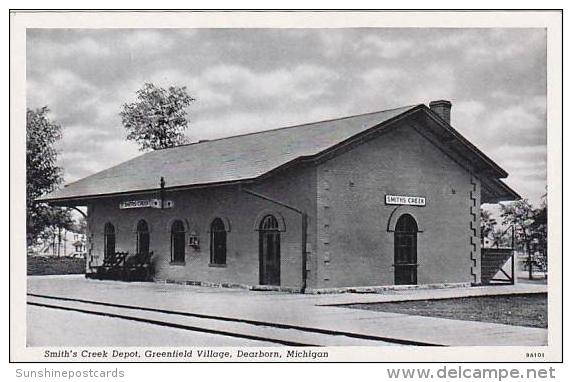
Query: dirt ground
339,293,547,328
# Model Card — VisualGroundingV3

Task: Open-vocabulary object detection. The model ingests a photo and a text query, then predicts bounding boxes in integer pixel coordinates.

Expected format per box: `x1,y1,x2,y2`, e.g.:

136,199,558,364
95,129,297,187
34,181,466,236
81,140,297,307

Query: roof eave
36,178,258,206
418,106,509,179
482,178,521,204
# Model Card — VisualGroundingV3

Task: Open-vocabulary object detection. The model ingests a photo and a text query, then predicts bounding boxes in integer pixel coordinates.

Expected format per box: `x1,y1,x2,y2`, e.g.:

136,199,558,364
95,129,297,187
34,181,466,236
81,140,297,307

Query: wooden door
259,215,281,286
394,214,418,285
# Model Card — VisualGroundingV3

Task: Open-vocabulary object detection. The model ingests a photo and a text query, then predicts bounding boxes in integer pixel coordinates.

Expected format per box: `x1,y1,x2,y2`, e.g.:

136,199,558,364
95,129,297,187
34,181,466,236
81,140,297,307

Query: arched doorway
259,215,280,286
210,218,227,265
394,214,418,285
136,220,150,255
170,220,186,264
103,223,115,260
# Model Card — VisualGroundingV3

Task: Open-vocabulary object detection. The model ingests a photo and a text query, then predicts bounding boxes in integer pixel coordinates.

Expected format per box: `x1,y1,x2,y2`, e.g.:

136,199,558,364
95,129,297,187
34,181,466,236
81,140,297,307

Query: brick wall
316,122,476,288
87,164,317,289
86,121,484,290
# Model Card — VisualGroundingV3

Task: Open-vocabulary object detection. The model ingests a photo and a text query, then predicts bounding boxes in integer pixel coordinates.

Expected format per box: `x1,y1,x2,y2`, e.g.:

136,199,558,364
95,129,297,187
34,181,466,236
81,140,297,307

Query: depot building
40,100,519,292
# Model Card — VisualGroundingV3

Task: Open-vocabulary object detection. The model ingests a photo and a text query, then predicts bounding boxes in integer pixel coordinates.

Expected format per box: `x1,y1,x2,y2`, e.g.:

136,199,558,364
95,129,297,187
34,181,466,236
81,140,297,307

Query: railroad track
27,293,440,347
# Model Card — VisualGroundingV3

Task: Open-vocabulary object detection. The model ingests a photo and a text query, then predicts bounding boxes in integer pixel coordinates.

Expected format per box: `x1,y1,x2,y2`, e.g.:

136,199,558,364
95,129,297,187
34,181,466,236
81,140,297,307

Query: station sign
119,199,174,209
385,194,426,207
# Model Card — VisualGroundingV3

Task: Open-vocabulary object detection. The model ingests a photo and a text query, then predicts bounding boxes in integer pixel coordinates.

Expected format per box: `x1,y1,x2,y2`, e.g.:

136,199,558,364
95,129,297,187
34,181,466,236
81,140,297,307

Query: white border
9,9,563,363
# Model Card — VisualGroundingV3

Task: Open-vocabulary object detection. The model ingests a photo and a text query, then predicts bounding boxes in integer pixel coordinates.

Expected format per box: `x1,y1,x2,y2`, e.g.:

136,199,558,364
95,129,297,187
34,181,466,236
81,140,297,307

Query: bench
92,251,154,281
94,251,129,280
123,251,154,281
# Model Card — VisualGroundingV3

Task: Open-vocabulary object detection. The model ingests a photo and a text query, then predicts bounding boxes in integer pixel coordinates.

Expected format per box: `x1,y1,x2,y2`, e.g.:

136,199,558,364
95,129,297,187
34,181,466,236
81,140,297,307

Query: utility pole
522,222,534,280
57,226,62,257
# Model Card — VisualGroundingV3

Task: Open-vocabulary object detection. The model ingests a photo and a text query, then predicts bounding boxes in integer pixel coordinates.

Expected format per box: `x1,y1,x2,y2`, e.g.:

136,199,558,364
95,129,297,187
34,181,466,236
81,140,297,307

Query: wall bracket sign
385,194,426,207
119,199,174,209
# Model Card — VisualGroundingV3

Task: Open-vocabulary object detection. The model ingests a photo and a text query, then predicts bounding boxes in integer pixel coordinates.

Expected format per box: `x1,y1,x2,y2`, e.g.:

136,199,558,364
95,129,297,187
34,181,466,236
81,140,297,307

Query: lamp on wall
189,231,200,250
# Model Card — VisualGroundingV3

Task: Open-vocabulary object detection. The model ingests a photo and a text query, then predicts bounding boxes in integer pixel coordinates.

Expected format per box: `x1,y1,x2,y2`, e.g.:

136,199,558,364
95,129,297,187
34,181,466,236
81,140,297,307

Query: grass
27,256,85,276
338,293,547,328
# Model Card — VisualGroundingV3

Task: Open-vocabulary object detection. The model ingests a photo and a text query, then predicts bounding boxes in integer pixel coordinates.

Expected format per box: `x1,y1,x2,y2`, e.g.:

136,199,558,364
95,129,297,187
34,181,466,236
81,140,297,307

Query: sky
27,28,547,205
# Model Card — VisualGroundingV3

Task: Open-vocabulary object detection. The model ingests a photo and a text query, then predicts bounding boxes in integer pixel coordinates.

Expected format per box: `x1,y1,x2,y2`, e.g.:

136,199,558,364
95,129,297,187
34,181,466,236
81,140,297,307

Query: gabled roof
39,103,519,204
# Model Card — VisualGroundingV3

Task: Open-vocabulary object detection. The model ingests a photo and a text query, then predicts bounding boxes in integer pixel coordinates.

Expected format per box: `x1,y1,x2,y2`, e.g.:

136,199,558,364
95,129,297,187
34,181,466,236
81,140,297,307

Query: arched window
259,215,280,285
136,220,150,255
210,218,227,265
394,214,419,285
171,220,186,263
104,223,115,259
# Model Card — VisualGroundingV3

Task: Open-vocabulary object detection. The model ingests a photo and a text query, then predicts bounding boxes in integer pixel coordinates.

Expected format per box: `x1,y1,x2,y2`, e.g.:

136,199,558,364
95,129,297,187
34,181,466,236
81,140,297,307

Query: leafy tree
500,199,535,248
26,107,73,246
38,210,74,243
530,193,548,272
501,198,548,278
480,208,498,242
120,83,196,151
481,207,515,248
72,214,88,234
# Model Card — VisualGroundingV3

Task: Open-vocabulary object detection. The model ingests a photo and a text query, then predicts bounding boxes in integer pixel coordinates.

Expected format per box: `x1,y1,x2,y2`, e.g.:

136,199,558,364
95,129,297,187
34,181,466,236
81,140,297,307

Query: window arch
387,207,424,232
210,218,227,265
171,220,186,263
260,215,279,231
136,219,150,255
104,223,115,259
254,210,286,232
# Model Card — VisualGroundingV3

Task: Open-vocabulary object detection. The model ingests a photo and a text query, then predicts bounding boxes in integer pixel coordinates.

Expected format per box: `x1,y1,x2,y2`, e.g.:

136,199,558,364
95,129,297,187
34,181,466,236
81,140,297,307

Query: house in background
30,229,87,258
39,100,519,292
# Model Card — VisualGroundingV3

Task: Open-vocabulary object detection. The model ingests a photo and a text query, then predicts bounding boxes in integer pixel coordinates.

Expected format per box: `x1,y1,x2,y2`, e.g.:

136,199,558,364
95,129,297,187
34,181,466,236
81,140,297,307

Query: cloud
144,64,341,115
426,30,477,49
357,35,414,59
28,69,99,126
47,69,94,92
489,144,546,159
464,29,546,64
61,137,141,182
200,64,339,102
28,35,111,60
488,105,542,132
190,103,344,142
454,100,486,122
360,66,407,84
123,30,175,50
479,99,547,151
357,62,456,109
316,30,350,58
